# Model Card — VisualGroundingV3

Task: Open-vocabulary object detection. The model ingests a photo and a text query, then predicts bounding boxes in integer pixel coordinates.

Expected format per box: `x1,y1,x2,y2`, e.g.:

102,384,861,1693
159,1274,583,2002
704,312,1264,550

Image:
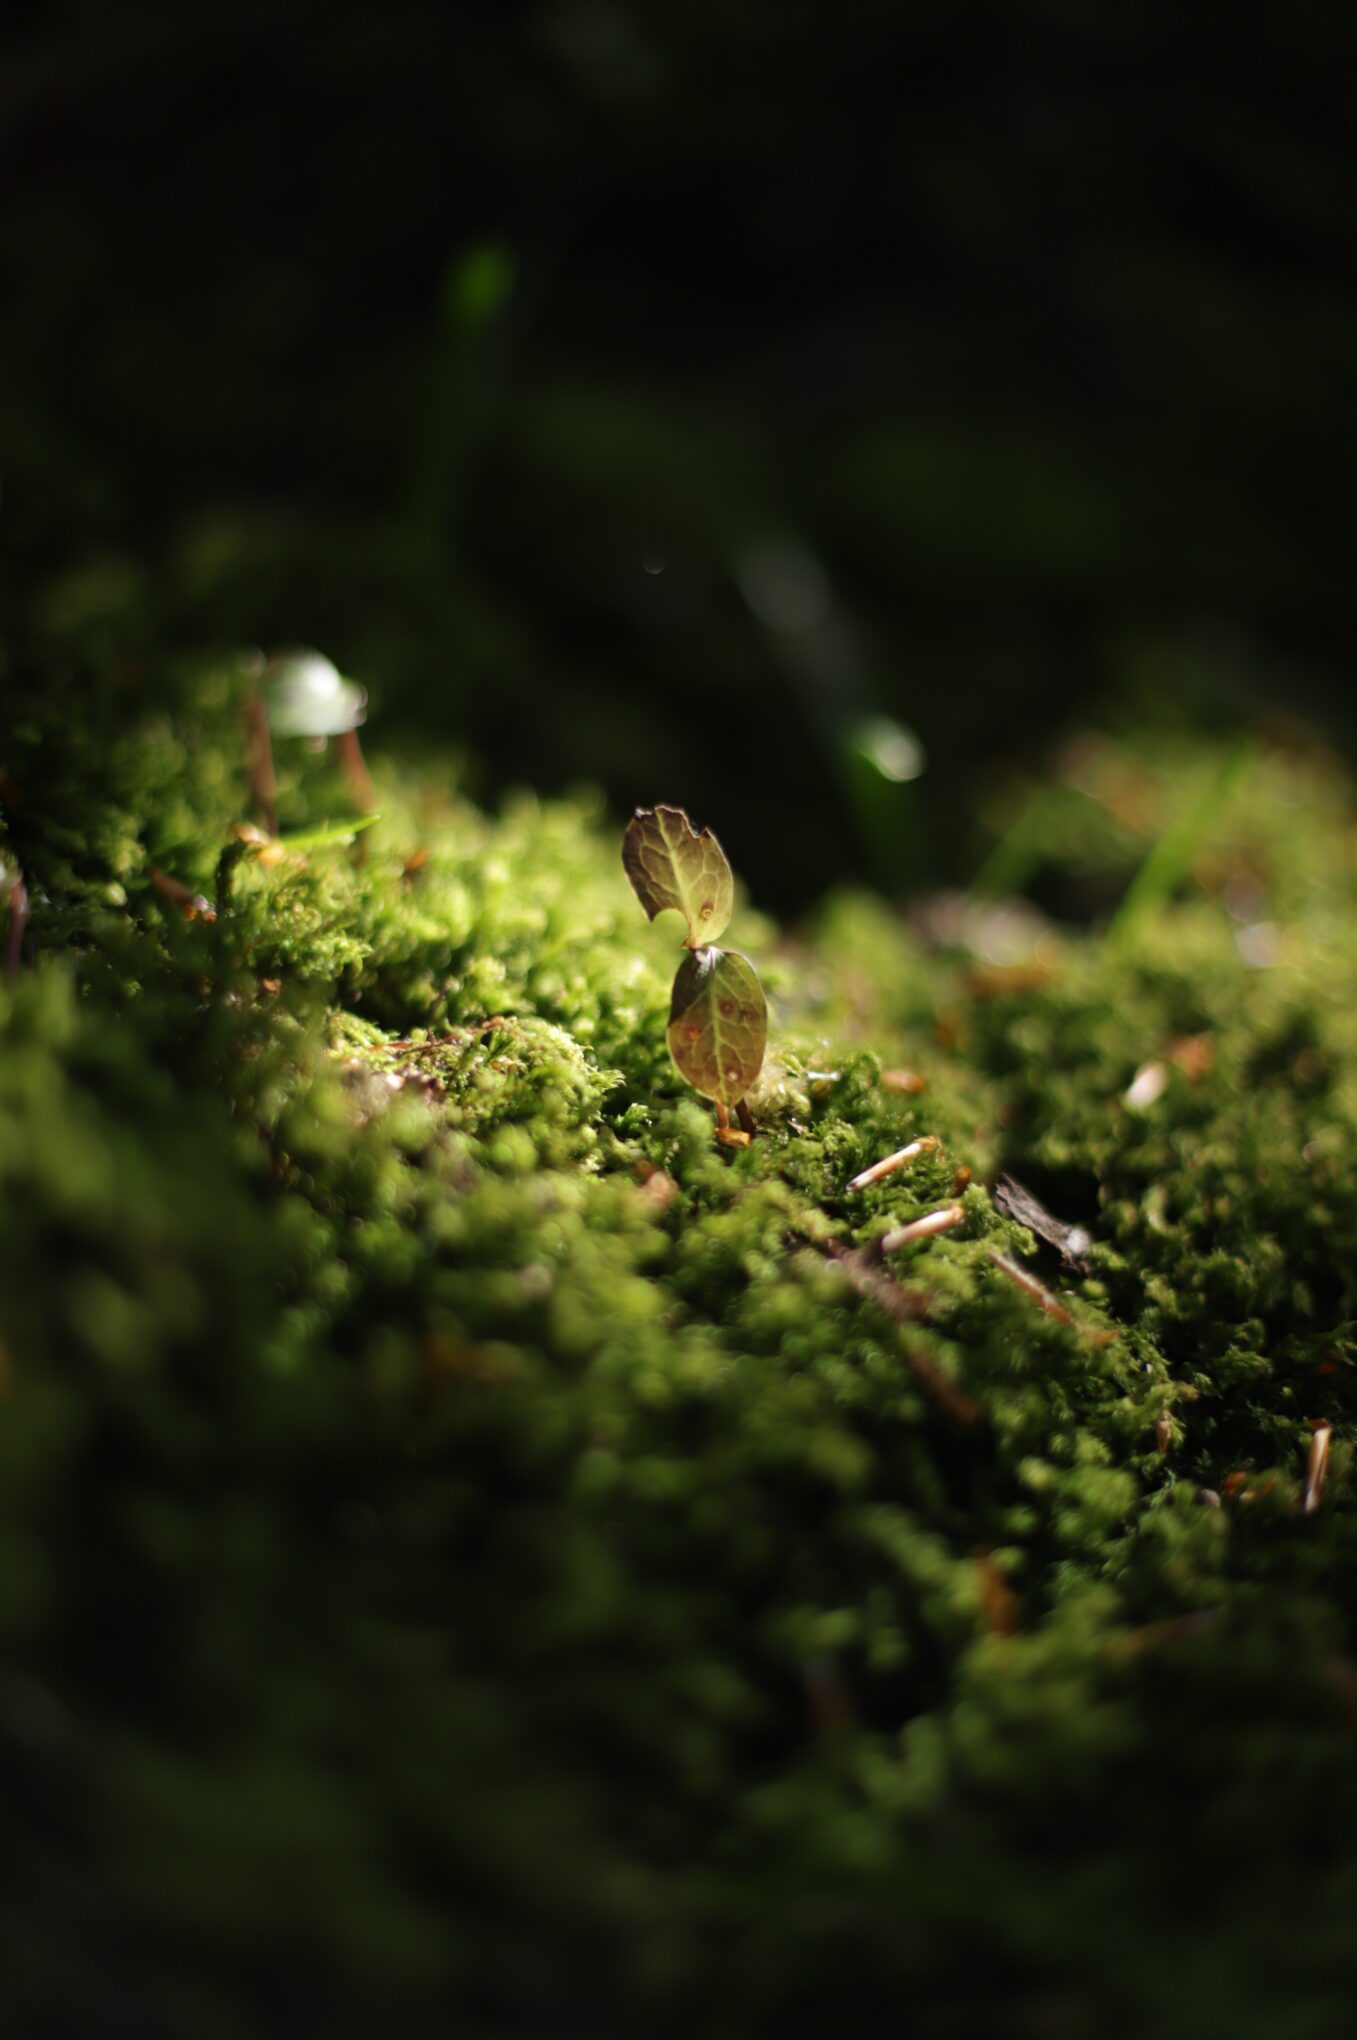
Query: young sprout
248,649,376,831
622,805,767,1143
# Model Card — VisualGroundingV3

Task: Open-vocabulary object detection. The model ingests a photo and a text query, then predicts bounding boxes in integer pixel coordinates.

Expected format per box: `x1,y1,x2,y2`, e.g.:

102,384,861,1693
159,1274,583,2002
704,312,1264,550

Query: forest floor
4,668,1357,2038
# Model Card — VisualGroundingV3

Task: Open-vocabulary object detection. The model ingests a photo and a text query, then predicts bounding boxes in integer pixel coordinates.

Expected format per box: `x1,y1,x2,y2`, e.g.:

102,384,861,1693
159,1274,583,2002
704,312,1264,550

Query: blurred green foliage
4,2,1357,904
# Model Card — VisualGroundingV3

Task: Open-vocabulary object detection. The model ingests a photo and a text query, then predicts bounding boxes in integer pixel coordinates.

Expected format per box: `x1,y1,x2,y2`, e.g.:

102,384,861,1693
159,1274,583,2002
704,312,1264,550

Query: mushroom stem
245,694,278,837
337,728,377,813
712,1099,752,1148
5,871,28,985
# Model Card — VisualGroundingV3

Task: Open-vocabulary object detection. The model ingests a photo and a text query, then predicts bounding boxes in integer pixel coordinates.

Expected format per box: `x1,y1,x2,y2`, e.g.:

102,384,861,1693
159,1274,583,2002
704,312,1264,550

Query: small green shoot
271,814,382,853
623,806,767,1140
1107,738,1254,945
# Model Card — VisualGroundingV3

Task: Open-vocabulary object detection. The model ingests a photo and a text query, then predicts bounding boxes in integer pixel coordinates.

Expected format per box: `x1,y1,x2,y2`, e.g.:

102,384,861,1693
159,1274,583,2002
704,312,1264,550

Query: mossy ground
5,671,1357,2037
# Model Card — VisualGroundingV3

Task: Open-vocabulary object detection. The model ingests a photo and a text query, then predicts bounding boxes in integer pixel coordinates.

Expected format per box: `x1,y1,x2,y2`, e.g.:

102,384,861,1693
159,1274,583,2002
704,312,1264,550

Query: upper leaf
622,806,733,948
666,947,767,1106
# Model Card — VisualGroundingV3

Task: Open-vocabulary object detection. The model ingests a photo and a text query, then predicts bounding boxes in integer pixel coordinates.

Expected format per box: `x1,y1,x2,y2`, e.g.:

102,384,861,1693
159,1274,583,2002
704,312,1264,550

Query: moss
4,676,1357,2035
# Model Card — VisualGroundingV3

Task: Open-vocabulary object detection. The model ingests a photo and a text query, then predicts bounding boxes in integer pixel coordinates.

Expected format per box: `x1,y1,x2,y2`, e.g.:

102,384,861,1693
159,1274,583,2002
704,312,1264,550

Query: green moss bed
5,670,1357,2038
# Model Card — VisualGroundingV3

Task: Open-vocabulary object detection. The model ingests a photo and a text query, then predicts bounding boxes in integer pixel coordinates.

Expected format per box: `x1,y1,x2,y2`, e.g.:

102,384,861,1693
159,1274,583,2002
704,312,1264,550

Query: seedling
622,805,767,1143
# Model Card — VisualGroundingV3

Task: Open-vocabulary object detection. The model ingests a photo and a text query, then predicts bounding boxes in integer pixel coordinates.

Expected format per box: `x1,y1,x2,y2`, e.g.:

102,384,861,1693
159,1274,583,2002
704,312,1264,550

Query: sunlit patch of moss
6,674,1357,2034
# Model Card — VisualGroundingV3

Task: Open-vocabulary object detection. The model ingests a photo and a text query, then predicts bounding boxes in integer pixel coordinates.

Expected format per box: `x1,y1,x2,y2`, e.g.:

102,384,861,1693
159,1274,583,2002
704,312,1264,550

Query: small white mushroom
263,650,367,739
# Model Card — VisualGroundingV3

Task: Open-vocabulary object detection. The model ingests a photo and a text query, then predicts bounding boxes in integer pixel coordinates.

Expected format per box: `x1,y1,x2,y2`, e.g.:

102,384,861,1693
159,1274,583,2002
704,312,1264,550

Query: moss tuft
5,678,1357,2035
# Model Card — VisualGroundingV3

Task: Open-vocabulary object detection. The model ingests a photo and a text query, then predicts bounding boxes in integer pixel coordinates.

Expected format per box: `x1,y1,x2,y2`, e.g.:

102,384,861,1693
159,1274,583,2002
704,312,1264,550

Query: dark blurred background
4,0,1356,910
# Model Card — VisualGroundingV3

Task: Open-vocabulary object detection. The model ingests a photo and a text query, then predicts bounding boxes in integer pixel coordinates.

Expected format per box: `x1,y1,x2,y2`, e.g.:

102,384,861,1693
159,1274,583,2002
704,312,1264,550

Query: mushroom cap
263,650,367,737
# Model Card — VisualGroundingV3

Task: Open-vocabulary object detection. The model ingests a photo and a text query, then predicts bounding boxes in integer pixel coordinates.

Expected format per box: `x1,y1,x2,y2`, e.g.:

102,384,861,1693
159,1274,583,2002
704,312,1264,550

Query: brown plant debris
1304,1422,1333,1515
880,1204,966,1254
848,1136,939,1193
993,1175,1092,1270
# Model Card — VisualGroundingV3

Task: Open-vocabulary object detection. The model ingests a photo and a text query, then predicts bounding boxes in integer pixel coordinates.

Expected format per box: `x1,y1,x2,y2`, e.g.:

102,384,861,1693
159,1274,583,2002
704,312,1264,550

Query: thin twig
1104,1610,1219,1663
384,1018,517,1051
1304,1422,1333,1515
848,1136,938,1193
148,867,216,922
336,728,377,811
822,1240,931,1325
819,1238,980,1426
880,1203,965,1254
987,1248,1075,1325
987,1247,1115,1344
